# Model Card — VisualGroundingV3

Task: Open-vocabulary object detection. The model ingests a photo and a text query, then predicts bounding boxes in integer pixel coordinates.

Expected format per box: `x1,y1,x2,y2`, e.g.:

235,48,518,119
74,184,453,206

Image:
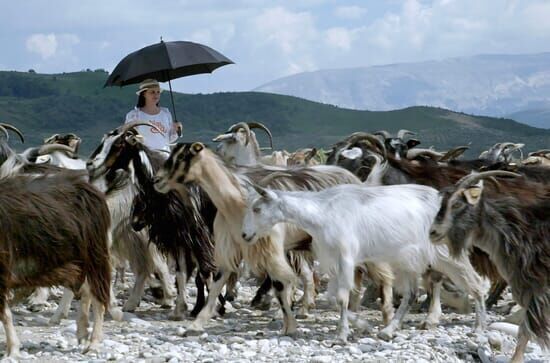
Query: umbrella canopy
104,40,234,87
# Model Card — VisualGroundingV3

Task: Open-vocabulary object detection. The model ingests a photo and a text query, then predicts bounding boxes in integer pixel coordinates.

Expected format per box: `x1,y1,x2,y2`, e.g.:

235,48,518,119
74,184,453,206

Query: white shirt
124,107,178,152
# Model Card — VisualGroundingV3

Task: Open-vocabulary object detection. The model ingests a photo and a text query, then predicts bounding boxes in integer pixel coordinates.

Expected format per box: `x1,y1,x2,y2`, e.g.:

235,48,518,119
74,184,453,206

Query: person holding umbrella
125,79,182,152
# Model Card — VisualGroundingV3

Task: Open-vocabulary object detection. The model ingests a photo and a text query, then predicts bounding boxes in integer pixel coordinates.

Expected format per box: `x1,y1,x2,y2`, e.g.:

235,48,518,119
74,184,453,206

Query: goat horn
118,121,164,135
456,171,522,190
373,130,392,139
348,132,387,159
228,122,251,146
397,129,415,139
406,149,443,160
44,133,60,144
439,146,469,162
248,122,273,150
37,144,76,156
529,149,550,157
0,123,24,143
212,133,234,142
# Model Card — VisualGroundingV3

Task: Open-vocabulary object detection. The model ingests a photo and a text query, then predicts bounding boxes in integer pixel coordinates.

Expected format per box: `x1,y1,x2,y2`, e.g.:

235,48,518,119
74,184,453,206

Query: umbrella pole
168,79,178,124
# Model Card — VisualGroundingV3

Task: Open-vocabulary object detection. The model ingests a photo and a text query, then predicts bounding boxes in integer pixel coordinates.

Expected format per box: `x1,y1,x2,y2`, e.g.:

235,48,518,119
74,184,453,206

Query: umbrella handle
168,79,179,127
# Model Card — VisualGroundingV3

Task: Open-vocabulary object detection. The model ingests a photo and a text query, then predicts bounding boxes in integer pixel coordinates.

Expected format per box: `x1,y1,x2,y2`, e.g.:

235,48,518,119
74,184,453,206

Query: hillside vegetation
1,70,549,157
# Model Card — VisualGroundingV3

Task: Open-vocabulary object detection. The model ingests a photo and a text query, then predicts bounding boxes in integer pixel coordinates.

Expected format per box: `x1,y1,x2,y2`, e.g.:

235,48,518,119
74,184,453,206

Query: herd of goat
0,121,547,362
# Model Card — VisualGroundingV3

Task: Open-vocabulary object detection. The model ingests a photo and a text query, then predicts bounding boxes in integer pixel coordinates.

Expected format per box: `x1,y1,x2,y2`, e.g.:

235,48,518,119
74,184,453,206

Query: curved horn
44,133,60,144
529,149,550,157
397,129,415,139
373,130,392,139
0,125,8,140
118,121,164,135
348,132,387,159
406,148,443,160
38,144,76,156
440,146,469,162
0,123,24,143
248,122,273,149
456,171,522,190
228,122,251,146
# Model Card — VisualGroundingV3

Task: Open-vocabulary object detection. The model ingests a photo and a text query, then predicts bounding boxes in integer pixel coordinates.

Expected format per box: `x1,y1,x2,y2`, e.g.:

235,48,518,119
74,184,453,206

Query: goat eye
253,207,261,213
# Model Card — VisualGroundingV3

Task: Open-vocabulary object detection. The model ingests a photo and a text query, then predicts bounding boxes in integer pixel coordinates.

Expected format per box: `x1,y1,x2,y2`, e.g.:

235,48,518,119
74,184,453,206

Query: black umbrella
104,40,234,123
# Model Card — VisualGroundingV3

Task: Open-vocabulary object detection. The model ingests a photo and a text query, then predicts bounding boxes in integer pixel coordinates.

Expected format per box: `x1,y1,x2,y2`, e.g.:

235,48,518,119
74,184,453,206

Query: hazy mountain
1,70,549,158
254,53,550,128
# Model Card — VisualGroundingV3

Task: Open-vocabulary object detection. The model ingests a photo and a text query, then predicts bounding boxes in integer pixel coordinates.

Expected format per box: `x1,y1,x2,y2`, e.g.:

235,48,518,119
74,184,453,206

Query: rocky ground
2,276,549,363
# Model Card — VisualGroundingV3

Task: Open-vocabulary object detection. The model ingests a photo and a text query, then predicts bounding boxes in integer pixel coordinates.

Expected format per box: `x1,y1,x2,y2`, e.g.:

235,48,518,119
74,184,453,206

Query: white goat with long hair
241,183,488,341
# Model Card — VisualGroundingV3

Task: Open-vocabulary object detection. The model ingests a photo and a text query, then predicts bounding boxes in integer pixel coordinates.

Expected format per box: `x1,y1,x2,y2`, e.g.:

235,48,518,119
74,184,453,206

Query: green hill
1,70,549,157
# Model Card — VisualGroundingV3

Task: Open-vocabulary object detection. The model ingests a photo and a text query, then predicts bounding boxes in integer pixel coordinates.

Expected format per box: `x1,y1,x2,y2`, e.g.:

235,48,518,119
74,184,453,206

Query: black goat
88,123,225,319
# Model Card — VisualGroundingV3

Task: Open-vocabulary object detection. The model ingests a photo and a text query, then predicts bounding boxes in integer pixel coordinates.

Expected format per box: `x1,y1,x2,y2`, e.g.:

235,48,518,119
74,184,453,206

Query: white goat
242,183,487,341
213,122,286,166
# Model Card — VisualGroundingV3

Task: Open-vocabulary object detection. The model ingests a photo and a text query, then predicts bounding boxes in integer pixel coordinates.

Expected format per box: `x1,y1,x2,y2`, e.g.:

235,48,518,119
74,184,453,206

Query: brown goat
0,171,111,358
430,171,550,363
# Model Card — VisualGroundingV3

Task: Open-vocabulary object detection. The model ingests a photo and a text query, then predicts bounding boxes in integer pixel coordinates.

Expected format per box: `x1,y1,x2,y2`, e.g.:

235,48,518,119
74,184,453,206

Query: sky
2,0,550,94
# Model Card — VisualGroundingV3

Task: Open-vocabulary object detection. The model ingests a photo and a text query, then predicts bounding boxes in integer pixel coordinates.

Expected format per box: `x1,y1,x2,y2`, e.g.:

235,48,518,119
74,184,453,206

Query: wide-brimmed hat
136,79,163,95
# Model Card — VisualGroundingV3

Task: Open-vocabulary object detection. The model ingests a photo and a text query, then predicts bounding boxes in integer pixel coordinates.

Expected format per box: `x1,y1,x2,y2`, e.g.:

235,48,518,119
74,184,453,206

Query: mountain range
0,70,548,158
254,53,550,129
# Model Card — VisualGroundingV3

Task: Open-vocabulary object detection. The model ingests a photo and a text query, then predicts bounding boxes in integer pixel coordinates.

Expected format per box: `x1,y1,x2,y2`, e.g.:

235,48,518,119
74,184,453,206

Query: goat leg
378,276,417,341
188,269,232,332
251,276,273,310
50,288,74,324
0,304,21,359
190,274,205,318
486,279,507,309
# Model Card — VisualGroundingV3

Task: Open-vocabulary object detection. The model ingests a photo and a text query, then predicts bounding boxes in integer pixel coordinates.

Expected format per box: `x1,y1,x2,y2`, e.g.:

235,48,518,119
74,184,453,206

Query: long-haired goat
88,123,178,314
88,124,224,319
430,170,550,363
241,181,487,341
153,143,394,335
0,170,111,357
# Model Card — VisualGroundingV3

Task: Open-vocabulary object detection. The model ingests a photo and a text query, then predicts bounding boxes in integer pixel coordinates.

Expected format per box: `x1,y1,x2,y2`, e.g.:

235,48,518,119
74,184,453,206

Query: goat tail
524,291,550,349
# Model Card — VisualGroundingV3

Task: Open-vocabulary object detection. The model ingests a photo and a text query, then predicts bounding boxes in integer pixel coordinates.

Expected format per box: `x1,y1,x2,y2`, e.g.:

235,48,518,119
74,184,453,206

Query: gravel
3,276,549,362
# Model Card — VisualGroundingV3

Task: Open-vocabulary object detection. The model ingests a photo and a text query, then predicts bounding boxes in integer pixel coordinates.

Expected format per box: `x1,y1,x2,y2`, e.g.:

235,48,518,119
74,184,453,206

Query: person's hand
174,122,183,137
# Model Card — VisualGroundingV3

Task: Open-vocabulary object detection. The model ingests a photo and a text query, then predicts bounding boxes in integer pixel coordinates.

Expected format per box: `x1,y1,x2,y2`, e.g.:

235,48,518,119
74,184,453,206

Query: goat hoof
110,308,124,322
253,300,272,311
224,293,235,302
377,329,393,341
29,303,49,312
49,315,62,325
169,313,186,321
187,321,205,333
82,342,100,354
420,320,437,330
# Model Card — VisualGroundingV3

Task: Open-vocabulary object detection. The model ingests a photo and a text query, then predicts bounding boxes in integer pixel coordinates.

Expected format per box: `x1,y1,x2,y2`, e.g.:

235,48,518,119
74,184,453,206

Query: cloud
335,6,367,19
252,7,317,54
325,28,353,51
25,33,80,60
26,33,57,59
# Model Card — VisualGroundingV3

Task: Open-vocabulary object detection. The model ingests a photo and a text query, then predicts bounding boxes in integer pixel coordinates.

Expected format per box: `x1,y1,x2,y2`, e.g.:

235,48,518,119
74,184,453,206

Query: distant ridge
254,52,550,128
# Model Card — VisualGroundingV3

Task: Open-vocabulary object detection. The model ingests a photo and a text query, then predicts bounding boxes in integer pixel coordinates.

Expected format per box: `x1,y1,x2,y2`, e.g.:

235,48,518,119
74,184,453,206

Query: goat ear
407,139,421,148
306,148,317,161
463,181,483,205
126,133,144,146
190,142,205,154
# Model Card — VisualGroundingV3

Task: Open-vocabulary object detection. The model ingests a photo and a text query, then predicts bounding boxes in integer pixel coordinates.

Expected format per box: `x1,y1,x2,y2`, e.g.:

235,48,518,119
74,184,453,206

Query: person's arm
125,109,138,123
166,110,181,142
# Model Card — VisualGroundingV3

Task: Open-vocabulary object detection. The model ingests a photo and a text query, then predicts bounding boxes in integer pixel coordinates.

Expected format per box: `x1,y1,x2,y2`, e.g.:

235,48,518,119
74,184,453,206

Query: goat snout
241,232,255,242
